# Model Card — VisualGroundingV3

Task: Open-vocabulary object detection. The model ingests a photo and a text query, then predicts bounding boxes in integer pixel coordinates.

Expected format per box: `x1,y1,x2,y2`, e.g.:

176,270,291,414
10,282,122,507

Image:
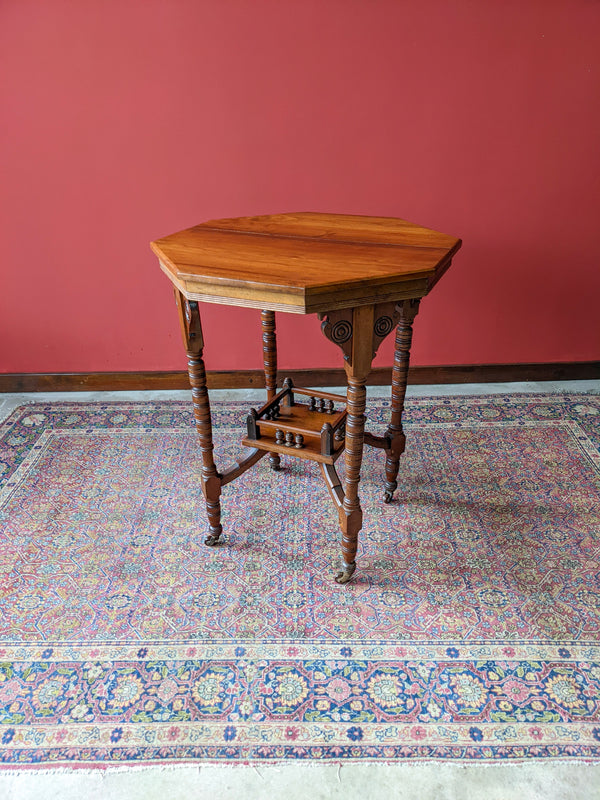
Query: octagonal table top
151,212,461,314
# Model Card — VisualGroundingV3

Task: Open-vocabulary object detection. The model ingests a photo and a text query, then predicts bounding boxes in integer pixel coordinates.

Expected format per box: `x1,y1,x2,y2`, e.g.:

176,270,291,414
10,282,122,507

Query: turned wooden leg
383,299,420,503
320,304,375,584
336,373,367,584
175,290,223,545
261,310,281,471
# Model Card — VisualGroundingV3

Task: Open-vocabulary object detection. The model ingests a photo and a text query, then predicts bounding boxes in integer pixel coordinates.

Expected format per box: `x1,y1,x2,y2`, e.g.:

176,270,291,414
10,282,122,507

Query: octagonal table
151,212,461,583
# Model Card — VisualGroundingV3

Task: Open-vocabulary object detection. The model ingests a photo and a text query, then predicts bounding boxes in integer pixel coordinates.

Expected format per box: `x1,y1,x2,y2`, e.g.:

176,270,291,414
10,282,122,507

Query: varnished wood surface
384,299,420,502
320,462,345,510
256,407,346,438
334,304,374,581
202,212,460,248
243,388,347,464
260,310,280,470
151,212,461,313
175,292,222,543
252,390,346,431
2,362,598,393
241,434,345,464
261,311,278,399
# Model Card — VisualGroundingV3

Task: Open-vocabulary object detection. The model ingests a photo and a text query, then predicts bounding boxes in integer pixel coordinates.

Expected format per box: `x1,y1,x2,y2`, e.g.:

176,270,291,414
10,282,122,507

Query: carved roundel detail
374,315,394,338
331,320,353,344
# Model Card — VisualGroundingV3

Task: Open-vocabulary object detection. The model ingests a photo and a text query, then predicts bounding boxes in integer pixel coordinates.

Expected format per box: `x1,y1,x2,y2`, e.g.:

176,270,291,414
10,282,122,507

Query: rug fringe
2,757,600,775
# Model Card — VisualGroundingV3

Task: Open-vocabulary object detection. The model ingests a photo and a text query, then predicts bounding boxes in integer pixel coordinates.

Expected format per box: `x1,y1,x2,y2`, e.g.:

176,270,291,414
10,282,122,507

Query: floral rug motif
0,394,599,766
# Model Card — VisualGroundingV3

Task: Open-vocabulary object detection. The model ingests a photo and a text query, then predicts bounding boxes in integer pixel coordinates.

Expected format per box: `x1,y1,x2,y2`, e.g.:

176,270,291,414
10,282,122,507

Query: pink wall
2,0,599,374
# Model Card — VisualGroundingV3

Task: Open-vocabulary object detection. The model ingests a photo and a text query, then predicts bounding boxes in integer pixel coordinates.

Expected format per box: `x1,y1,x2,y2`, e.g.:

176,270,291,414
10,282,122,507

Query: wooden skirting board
1,362,599,393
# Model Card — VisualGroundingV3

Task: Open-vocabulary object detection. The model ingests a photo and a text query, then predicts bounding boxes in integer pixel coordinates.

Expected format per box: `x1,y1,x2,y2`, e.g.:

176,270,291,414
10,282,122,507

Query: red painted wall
2,0,599,374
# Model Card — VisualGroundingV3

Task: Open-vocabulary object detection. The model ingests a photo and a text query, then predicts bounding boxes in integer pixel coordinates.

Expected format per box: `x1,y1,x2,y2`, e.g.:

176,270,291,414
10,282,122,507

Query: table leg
334,304,375,584
175,290,223,546
261,310,281,471
383,299,420,503
336,373,367,583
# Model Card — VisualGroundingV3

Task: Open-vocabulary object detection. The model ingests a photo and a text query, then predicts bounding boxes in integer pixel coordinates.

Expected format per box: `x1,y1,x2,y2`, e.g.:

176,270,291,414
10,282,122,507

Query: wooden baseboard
0,362,598,393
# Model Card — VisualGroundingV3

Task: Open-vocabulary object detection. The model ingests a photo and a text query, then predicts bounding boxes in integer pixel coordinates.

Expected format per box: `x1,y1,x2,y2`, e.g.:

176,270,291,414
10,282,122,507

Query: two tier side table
150,212,461,583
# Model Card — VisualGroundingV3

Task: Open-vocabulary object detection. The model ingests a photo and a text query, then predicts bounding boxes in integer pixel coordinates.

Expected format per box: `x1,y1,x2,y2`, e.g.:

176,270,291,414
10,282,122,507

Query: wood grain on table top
151,212,461,313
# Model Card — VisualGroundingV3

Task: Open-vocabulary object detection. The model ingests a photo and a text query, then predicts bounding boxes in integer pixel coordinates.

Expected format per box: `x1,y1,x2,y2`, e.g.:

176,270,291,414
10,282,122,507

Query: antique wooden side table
151,213,461,583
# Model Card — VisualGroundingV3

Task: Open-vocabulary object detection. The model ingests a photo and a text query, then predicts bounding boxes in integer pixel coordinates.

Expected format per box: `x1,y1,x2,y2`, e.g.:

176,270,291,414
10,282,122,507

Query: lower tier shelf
242,384,347,464
241,433,344,464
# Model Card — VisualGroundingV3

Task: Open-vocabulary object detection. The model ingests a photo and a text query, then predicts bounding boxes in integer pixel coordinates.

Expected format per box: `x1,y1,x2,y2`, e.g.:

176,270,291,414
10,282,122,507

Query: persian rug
0,394,599,767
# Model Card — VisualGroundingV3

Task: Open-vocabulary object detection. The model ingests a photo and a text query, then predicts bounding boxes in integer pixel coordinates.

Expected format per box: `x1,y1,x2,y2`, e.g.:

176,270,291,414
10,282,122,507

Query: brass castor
383,480,397,504
335,561,356,584
204,525,222,546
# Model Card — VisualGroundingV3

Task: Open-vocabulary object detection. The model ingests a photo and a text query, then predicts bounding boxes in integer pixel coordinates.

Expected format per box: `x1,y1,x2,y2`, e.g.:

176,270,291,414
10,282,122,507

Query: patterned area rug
0,394,599,766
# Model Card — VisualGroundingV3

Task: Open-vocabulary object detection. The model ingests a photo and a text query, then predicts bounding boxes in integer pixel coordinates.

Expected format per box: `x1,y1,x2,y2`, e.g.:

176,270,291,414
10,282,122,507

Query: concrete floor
2,761,600,800
1,380,599,799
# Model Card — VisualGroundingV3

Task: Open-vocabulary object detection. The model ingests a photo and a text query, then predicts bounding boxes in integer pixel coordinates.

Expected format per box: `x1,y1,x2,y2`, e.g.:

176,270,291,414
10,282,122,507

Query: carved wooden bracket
320,300,422,364
174,290,204,354
372,301,401,358
372,299,421,358
318,309,354,362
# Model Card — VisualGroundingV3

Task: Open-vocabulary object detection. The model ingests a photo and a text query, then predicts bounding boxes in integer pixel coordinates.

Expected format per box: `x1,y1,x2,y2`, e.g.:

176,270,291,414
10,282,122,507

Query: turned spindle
261,309,281,472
